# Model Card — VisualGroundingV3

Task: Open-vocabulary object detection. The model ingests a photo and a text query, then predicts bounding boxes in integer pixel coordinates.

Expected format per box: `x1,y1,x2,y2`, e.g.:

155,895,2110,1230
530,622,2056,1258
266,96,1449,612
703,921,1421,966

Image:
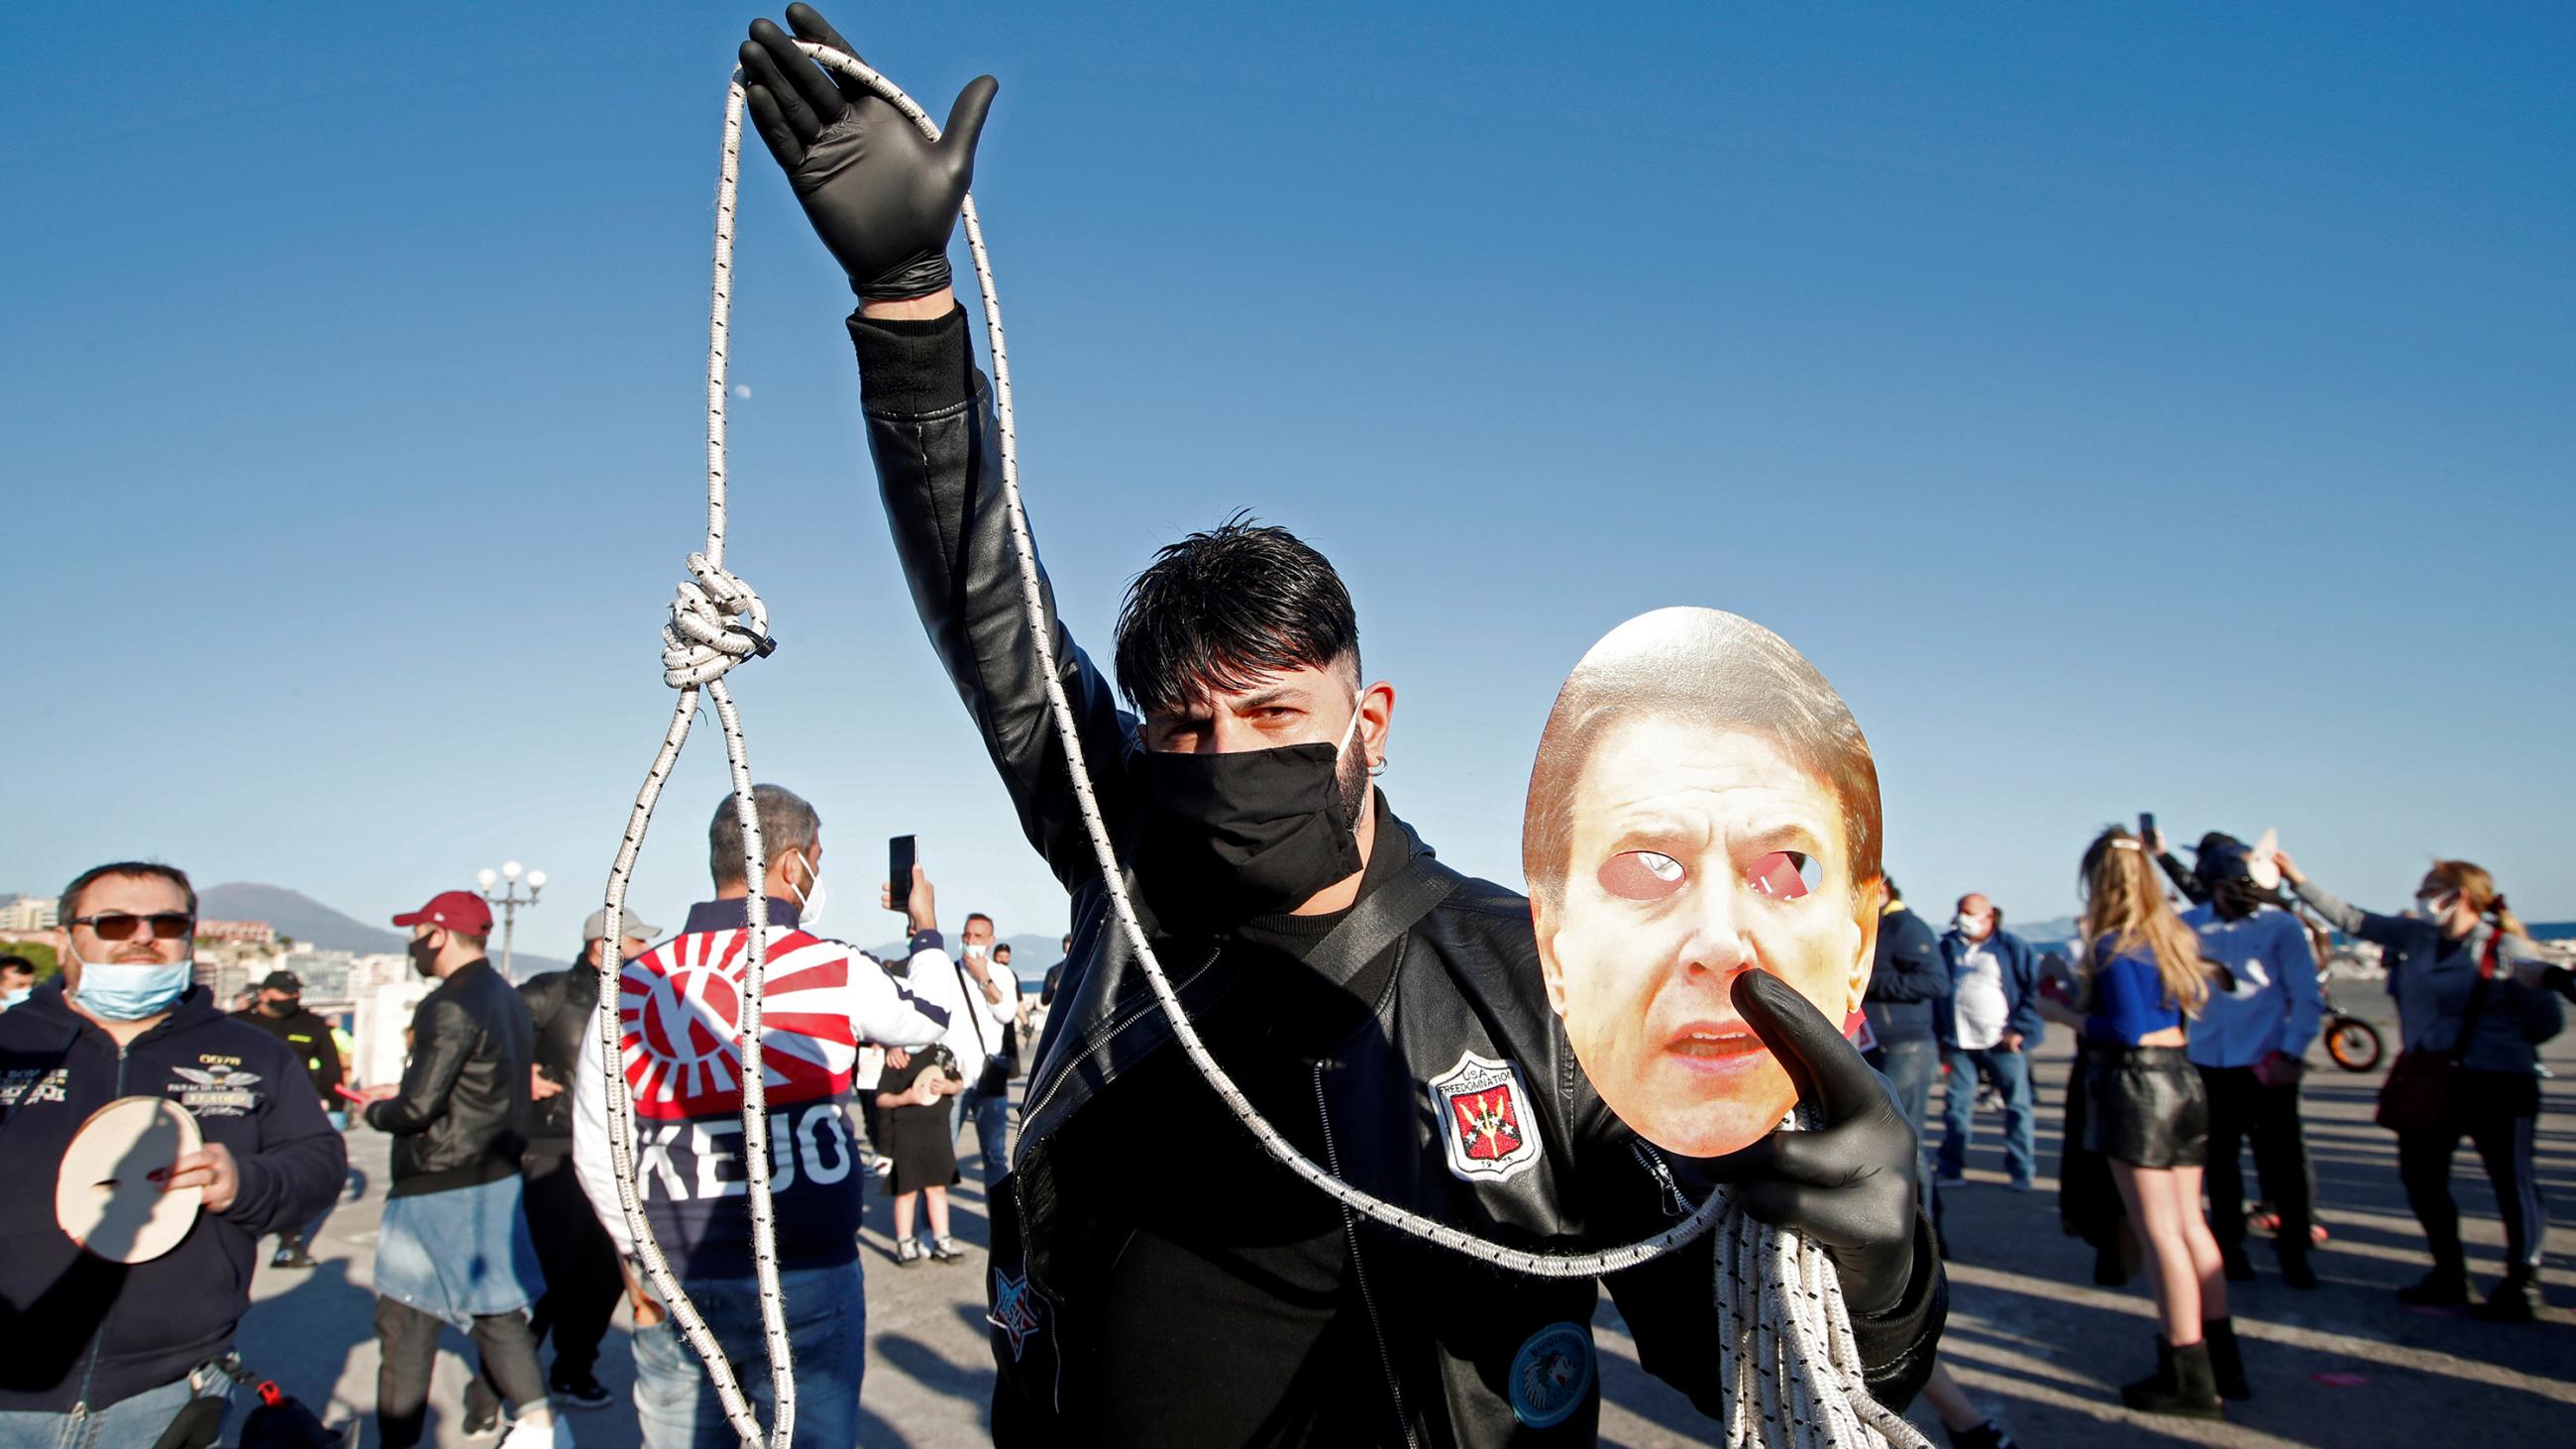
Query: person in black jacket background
1866,879,1952,1214
359,889,559,1448
0,861,344,1443
230,968,348,1269
463,908,658,1422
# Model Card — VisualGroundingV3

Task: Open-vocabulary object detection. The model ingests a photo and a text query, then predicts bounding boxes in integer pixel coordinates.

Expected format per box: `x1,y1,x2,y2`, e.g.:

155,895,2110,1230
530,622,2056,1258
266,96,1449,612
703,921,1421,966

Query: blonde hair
2429,859,2526,939
2079,827,2208,1017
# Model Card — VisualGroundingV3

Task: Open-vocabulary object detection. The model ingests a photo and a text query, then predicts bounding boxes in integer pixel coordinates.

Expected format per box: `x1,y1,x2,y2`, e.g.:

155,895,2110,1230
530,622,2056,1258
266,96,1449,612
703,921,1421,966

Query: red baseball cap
392,890,493,935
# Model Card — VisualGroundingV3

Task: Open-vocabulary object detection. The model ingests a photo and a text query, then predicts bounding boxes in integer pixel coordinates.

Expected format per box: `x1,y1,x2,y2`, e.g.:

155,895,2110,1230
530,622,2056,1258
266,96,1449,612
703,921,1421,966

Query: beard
1336,729,1371,833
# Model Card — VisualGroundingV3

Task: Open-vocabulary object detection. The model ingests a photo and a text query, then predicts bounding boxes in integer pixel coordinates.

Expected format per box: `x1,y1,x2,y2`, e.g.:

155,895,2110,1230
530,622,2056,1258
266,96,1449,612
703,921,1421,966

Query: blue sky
4,1,2569,947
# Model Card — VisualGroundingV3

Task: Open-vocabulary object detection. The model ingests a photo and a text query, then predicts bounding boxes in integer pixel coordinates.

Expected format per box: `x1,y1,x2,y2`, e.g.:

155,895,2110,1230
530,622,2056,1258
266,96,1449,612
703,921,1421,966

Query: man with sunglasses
0,861,345,1445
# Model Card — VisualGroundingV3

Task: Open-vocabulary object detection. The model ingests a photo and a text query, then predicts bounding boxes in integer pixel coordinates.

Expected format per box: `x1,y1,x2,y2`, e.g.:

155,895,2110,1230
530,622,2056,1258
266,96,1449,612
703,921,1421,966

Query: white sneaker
499,1415,574,1448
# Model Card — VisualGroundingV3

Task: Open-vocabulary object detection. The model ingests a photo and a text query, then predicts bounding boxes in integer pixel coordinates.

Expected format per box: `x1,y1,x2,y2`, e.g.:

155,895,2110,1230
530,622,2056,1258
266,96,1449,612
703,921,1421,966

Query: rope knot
662,551,776,688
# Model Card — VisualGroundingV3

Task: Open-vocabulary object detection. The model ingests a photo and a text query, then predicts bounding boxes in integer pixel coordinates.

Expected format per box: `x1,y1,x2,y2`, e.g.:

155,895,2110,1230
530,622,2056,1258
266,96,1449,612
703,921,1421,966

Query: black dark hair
0,955,36,978
60,861,198,926
1883,877,1902,902
1113,513,1359,718
2192,833,2251,887
965,913,994,931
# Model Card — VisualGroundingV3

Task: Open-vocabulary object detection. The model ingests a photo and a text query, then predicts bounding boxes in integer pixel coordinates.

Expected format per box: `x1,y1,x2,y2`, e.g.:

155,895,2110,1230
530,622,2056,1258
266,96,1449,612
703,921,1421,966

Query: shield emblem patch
1428,1051,1542,1184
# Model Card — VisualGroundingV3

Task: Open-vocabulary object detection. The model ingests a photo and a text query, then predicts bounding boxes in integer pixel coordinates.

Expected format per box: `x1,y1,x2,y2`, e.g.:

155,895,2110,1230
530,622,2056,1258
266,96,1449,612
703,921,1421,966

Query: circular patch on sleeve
1508,1320,1595,1428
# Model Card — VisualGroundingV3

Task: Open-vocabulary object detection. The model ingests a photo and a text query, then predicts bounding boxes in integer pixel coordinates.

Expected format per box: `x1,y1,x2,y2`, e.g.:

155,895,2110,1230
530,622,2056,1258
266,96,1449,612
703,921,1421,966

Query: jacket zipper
1316,1063,1418,1449
1631,1141,1690,1219
1020,946,1222,1128
69,1043,138,1424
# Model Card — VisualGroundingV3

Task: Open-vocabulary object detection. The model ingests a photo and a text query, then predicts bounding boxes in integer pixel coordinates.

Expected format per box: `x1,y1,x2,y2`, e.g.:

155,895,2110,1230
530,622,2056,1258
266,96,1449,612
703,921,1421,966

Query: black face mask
1132,733,1366,929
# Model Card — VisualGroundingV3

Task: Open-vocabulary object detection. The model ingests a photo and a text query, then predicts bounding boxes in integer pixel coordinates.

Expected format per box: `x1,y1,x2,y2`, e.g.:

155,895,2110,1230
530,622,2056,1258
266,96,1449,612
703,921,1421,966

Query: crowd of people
3,6,2567,1447
0,814,1041,1448
1861,828,2573,1430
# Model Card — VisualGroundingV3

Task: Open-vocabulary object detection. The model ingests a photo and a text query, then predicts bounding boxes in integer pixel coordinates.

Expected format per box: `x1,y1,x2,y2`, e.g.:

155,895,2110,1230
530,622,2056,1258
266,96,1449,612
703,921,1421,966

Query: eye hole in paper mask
1599,850,1686,901
1526,609,1882,1160
1748,851,1818,900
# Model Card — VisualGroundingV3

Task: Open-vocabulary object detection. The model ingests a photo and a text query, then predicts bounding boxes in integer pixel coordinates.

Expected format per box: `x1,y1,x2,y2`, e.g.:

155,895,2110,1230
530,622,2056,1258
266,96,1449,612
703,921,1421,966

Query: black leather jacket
518,959,601,1151
364,957,533,1197
852,307,1941,1445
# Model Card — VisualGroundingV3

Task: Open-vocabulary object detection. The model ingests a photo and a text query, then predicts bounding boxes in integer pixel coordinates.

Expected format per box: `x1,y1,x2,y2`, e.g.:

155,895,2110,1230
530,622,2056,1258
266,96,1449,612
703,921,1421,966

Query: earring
1368,757,1388,778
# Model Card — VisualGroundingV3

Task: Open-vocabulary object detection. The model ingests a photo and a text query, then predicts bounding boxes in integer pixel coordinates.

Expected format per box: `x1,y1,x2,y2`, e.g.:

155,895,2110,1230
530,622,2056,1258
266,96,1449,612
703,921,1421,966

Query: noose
590,67,795,1449
594,42,1926,1449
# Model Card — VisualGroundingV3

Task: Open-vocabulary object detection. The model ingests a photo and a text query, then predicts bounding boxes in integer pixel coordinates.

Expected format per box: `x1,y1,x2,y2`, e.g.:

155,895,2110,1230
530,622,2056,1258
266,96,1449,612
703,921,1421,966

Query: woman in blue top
2276,849,2563,1320
2075,827,2227,1419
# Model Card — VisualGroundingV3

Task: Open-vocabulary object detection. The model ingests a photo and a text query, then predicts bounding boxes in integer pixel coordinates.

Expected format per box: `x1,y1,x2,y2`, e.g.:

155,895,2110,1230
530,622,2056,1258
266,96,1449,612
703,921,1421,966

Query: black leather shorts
2082,1045,2207,1169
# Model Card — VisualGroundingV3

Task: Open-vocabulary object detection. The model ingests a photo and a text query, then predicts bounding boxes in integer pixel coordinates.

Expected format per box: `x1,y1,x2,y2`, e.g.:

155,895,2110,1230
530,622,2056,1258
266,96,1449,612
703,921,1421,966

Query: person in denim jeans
571,786,953,1448
629,1263,868,1447
1936,896,2044,1189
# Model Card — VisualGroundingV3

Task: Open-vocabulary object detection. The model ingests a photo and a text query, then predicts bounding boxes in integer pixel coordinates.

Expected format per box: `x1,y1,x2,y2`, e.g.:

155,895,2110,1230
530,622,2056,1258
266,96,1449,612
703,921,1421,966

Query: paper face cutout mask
1523,608,1883,1159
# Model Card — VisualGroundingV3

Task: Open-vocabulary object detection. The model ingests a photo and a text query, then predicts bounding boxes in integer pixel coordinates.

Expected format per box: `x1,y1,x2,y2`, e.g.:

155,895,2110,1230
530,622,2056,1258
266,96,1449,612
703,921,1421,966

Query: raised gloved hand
1723,970,1922,1317
739,4,998,300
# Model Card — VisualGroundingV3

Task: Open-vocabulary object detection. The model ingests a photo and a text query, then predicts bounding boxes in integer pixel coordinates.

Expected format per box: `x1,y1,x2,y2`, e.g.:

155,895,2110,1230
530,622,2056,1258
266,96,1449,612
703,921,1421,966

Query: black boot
2472,1271,2541,1323
2398,1266,2471,1306
2202,1318,2251,1400
2121,1336,2224,1419
2275,1238,2318,1289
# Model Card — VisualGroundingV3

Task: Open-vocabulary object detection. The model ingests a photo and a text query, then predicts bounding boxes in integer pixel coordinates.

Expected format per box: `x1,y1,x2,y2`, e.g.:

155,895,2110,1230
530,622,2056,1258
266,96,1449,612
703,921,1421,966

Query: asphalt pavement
233,1010,2574,1447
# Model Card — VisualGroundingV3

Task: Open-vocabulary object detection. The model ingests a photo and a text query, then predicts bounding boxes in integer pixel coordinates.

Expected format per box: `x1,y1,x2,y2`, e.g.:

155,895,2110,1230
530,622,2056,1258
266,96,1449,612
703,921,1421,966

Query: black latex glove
739,4,998,300
1721,970,1921,1317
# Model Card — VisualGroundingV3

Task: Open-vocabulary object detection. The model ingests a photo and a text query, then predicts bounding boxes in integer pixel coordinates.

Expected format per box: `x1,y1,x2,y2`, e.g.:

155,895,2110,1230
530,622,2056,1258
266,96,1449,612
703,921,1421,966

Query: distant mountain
197,882,568,976
199,883,408,955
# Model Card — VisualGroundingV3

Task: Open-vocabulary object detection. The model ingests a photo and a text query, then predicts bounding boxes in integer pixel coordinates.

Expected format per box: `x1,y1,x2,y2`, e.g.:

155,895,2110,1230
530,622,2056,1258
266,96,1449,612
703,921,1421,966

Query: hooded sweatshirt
0,983,346,1412
572,897,950,1283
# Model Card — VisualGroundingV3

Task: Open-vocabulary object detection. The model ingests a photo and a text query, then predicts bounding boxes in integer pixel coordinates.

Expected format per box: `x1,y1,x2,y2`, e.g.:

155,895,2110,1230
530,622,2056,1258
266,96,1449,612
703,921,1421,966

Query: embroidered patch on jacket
1428,1050,1542,1184
989,1266,1045,1362
1509,1321,1595,1428
169,1060,263,1116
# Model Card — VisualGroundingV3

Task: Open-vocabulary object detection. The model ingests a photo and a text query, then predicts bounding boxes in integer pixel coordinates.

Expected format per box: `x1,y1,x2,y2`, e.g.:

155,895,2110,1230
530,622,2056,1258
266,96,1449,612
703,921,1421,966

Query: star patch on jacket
1428,1050,1541,1184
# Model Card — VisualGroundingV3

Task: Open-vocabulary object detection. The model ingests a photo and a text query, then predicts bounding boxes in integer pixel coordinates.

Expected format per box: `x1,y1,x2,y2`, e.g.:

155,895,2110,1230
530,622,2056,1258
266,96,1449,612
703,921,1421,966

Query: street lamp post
476,861,547,982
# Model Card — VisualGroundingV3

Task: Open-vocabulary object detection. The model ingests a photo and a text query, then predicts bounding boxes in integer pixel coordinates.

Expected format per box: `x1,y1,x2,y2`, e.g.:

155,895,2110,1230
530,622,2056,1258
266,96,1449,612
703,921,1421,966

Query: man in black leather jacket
738,10,1942,1443
463,909,660,1418
360,889,557,1446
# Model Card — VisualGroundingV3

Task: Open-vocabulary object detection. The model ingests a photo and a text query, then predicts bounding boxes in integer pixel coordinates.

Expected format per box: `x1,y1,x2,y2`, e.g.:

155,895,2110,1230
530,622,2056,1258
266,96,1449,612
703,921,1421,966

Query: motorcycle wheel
2326,1017,2384,1072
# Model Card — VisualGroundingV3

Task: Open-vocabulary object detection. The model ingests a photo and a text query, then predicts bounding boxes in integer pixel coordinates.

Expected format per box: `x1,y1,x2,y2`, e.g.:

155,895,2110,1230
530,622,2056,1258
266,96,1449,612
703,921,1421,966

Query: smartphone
888,835,916,915
2138,812,2156,846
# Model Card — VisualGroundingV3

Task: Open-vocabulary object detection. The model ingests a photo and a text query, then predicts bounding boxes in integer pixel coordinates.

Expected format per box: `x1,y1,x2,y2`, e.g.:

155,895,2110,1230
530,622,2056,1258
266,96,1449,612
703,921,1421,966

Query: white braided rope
588,72,796,1449
596,41,1925,1449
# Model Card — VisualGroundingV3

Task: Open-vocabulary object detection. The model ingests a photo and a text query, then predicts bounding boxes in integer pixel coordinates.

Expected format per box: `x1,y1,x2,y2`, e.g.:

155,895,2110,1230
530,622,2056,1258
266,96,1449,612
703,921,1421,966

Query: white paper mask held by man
1525,607,1884,1159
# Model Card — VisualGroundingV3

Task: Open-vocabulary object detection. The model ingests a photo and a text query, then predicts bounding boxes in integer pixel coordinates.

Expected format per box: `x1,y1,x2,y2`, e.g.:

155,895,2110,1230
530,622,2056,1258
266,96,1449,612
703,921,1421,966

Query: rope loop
663,552,776,687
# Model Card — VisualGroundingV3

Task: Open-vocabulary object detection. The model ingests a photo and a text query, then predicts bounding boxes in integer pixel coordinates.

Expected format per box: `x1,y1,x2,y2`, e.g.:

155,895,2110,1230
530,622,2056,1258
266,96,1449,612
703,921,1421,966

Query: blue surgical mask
1,986,29,1009
73,954,195,1021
